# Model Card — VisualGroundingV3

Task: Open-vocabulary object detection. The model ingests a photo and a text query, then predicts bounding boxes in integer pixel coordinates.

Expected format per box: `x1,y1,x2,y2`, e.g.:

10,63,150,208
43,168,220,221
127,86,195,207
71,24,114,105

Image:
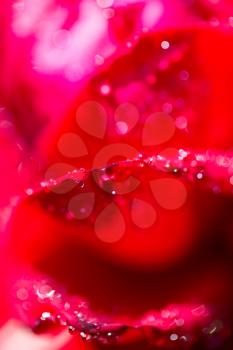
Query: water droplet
80,331,88,339
161,40,170,50
36,284,55,300
45,163,77,194
25,188,34,196
41,312,52,320
116,121,129,135
170,333,178,341
33,313,55,334
93,143,138,169
56,314,67,326
100,84,111,95
93,166,140,195
68,325,78,334
196,172,204,180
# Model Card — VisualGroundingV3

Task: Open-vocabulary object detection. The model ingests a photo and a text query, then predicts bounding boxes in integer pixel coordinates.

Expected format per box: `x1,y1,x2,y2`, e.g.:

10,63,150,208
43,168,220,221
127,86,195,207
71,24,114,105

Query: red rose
1,1,233,349
4,24,233,350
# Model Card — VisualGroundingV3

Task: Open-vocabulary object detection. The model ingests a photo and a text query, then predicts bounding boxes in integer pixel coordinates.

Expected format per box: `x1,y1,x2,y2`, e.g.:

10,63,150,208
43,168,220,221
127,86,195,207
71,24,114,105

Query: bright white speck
116,121,129,135
41,312,51,320
170,333,178,341
196,172,204,180
25,188,34,196
100,84,111,95
161,40,170,50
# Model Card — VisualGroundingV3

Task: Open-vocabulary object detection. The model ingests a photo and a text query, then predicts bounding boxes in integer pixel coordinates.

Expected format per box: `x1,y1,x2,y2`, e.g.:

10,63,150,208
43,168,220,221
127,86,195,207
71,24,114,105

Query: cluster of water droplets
14,275,230,348
27,148,233,201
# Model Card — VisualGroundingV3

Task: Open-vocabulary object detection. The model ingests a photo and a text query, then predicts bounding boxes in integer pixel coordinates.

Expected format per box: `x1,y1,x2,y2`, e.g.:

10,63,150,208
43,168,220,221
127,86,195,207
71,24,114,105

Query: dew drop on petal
131,198,157,229
25,188,34,196
68,193,95,220
45,163,77,194
161,40,170,50
93,167,140,195
76,101,107,139
116,121,129,135
142,112,175,146
170,333,178,341
100,84,111,95
41,312,52,321
58,133,88,158
196,172,204,180
36,284,55,300
93,143,138,169
95,203,125,243
150,178,187,210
